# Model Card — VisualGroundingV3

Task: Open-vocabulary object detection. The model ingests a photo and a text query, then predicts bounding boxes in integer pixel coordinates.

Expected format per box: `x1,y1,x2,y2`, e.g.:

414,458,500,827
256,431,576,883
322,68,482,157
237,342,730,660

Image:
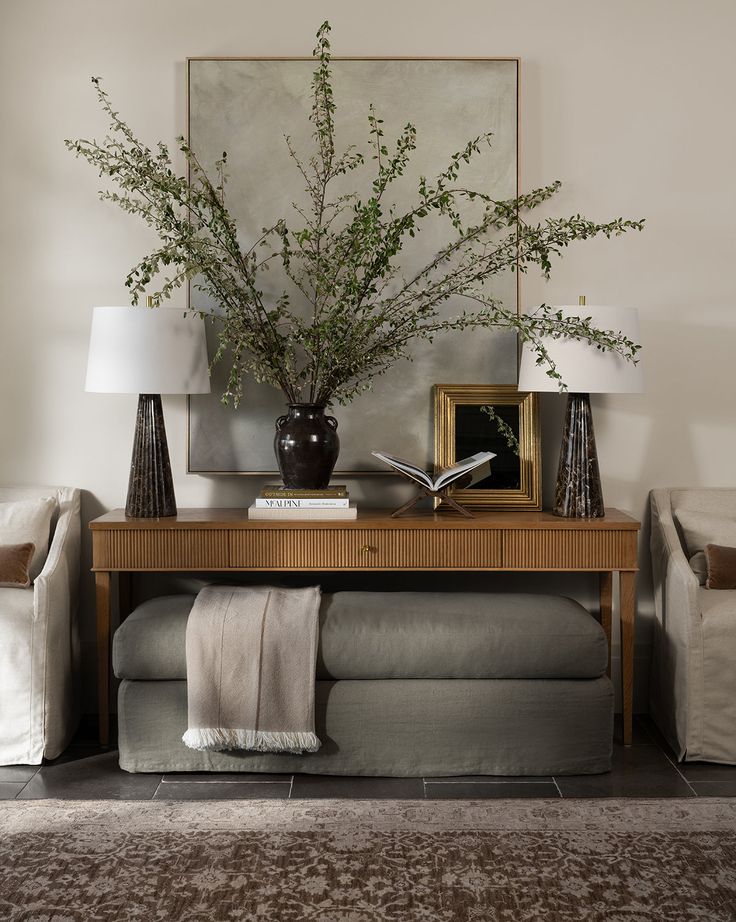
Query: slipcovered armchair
650,488,736,763
0,486,81,764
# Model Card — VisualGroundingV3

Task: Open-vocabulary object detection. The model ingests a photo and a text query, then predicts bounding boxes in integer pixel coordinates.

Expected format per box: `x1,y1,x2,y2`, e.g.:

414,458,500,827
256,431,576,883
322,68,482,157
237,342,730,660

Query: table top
90,508,640,531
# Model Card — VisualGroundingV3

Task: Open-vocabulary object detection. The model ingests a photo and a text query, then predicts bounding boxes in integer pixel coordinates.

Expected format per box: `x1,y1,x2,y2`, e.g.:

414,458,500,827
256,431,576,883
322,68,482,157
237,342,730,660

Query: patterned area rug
1,799,736,921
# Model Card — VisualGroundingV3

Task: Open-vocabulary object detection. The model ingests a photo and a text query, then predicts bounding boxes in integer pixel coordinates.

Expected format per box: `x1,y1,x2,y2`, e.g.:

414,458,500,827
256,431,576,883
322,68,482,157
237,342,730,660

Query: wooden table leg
619,570,637,747
599,572,613,679
95,571,112,747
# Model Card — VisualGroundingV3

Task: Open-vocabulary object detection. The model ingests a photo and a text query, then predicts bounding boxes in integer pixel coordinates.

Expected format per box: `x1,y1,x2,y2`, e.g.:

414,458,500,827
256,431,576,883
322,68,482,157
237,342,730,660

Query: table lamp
86,305,210,518
517,300,643,518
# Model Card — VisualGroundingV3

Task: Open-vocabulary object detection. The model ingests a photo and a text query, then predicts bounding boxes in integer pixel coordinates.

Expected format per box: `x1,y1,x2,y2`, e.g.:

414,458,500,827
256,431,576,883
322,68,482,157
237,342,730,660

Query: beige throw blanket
182,585,321,753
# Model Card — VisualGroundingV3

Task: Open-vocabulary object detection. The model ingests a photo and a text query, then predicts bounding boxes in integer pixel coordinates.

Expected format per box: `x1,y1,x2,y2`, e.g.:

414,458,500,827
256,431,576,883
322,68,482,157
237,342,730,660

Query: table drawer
502,529,638,569
93,529,230,570
230,528,502,569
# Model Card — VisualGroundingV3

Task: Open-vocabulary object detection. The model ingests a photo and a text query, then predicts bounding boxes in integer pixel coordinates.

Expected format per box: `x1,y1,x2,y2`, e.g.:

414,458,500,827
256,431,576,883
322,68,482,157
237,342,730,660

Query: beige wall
2,0,735,711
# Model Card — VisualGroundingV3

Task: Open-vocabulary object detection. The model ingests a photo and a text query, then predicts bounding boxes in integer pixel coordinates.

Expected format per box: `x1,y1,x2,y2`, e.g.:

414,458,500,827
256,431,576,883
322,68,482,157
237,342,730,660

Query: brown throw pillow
0,543,36,588
705,544,736,590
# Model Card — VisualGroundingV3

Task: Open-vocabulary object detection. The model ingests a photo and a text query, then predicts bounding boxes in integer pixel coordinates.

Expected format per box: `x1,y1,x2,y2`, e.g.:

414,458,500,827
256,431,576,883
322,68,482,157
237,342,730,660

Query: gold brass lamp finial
579,295,586,306
146,295,155,308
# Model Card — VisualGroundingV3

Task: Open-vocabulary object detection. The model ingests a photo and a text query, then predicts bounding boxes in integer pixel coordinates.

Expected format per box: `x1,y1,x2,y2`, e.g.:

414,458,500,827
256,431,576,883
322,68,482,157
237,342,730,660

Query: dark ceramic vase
274,404,340,490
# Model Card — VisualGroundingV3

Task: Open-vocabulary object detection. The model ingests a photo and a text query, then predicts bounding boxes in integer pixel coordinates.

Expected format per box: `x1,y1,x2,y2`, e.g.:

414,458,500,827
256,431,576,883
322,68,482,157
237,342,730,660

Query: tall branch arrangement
66,22,643,407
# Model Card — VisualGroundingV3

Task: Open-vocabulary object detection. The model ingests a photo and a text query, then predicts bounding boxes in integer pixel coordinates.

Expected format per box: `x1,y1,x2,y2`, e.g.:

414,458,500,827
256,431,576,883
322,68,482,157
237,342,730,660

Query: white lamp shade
85,306,211,394
517,305,643,394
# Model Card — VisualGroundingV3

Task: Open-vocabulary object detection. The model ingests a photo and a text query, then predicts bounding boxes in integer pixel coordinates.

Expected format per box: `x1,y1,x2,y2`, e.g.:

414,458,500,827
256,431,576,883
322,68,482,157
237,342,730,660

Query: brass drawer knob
361,544,377,553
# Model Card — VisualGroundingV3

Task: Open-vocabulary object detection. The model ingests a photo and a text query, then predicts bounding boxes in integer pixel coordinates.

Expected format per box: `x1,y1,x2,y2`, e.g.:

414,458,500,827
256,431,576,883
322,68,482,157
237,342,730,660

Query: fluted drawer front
230,528,502,569
503,529,637,570
94,529,229,570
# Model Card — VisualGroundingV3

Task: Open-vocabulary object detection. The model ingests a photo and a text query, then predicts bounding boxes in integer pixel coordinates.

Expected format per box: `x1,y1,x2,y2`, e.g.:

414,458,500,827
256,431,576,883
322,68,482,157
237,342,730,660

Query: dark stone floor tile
0,766,38,783
426,773,554,783
677,762,736,782
691,781,736,797
425,782,559,799
555,744,694,798
19,751,160,800
0,782,25,800
154,782,290,800
291,775,424,799
162,772,292,783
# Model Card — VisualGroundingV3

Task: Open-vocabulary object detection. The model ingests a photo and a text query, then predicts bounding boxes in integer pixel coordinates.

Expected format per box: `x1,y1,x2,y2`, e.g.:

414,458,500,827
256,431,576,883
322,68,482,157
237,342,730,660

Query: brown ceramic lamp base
125,394,177,518
553,392,604,518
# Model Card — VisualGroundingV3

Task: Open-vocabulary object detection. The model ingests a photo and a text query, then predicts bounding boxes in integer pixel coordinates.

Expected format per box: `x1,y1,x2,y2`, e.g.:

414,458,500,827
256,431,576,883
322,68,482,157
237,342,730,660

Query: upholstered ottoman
113,592,613,775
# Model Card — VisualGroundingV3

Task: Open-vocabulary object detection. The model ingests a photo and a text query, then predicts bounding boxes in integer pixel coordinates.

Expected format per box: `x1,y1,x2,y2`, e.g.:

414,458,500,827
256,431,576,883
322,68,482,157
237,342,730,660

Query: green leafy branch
66,20,644,408
481,406,521,455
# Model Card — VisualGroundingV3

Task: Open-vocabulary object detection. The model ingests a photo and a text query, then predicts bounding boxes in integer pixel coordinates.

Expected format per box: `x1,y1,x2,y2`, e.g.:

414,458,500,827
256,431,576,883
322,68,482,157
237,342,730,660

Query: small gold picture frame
434,384,541,510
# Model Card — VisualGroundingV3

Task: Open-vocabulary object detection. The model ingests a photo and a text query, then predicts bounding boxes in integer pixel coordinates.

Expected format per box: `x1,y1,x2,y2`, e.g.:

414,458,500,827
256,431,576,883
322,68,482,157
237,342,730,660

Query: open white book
371,450,495,492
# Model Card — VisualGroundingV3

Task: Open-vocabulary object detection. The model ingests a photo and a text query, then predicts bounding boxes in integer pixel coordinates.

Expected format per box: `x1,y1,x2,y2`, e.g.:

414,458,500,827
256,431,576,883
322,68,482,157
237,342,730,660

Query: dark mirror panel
454,404,521,490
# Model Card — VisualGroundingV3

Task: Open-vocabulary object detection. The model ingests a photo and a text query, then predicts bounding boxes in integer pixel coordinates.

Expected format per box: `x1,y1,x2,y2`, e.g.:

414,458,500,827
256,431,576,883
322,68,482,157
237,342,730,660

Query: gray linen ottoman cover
114,592,608,681
114,592,613,775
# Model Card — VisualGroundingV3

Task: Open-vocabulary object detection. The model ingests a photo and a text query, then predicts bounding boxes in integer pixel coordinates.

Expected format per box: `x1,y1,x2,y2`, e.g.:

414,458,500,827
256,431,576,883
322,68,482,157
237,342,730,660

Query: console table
90,508,639,746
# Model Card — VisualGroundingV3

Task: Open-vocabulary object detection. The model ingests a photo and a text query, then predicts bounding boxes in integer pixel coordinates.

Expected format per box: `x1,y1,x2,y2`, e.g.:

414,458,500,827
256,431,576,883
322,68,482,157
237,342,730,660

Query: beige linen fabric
674,508,736,558
651,489,736,763
0,487,81,765
0,496,55,580
183,585,321,753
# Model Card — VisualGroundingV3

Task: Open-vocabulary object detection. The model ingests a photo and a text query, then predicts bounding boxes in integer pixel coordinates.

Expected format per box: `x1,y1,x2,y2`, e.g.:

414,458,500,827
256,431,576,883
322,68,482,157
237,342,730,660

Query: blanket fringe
182,727,321,754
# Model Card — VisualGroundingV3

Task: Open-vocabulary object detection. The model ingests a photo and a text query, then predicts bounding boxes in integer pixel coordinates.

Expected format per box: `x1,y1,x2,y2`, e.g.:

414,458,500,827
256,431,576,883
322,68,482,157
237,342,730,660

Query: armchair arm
33,488,81,623
649,489,702,759
650,489,699,641
32,487,82,759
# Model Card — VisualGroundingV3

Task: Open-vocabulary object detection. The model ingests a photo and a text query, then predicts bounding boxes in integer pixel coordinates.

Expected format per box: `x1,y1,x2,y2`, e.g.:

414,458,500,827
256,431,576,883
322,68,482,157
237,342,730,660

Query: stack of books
248,484,357,520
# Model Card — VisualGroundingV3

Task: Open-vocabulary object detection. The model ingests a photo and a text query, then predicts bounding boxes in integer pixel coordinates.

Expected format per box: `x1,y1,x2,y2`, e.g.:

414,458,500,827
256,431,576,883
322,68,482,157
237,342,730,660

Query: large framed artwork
187,57,519,474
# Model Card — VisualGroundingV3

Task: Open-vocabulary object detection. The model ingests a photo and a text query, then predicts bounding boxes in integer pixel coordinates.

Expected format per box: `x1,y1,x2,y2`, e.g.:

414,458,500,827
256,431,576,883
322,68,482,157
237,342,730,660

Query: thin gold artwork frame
434,384,541,510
